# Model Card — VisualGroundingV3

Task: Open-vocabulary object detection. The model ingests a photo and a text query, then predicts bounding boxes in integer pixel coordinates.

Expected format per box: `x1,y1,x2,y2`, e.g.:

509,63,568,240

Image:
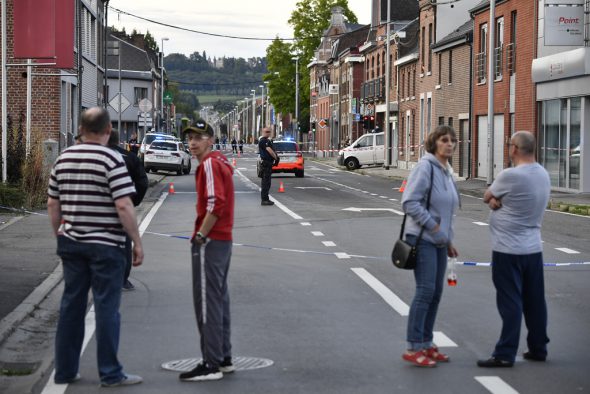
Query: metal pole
295,57,299,143
160,37,168,133
487,0,496,185
251,91,255,139
1,0,7,182
384,0,392,168
26,59,32,155
260,84,265,129
118,46,121,134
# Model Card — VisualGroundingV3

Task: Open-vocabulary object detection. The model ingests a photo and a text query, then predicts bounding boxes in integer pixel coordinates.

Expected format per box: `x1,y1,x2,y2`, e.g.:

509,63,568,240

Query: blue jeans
491,251,549,362
55,236,126,385
405,234,447,351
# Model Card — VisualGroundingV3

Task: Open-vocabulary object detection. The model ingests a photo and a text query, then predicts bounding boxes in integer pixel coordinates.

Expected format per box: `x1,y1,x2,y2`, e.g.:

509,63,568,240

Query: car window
356,136,373,148
150,141,177,151
375,134,384,146
274,142,297,152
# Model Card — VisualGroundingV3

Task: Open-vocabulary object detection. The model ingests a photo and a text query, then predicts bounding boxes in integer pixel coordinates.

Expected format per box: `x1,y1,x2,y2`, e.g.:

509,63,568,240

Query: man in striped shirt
47,107,144,387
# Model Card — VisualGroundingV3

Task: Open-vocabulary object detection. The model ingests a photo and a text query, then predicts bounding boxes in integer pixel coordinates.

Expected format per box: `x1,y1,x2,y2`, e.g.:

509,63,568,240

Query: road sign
163,92,173,104
138,98,153,113
318,119,327,129
109,93,130,113
138,113,153,128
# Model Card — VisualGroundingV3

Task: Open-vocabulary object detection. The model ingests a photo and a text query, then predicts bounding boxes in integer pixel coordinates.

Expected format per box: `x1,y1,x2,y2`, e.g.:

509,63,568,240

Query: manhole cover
161,356,273,372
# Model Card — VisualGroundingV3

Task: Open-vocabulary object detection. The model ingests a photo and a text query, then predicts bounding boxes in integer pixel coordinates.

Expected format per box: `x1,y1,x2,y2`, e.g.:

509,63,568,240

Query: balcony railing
494,45,503,79
506,43,515,75
476,52,486,83
360,77,385,102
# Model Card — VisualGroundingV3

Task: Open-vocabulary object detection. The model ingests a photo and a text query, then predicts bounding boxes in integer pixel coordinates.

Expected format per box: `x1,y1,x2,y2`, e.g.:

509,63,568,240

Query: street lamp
292,57,299,143
160,37,169,132
251,89,256,139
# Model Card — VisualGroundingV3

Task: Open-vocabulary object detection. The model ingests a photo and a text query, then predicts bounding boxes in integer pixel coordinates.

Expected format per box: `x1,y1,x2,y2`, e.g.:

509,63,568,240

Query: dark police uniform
258,136,275,203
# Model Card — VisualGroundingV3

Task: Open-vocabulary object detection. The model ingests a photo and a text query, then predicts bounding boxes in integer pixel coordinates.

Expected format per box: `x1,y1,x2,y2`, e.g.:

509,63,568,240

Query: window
448,50,453,83
507,11,517,75
377,54,380,77
448,117,453,127
401,70,405,97
376,134,384,146
477,23,488,83
134,87,148,105
407,71,410,97
428,23,433,73
371,57,375,79
438,53,442,84
421,26,426,73
495,17,504,79
412,69,416,96
439,116,445,125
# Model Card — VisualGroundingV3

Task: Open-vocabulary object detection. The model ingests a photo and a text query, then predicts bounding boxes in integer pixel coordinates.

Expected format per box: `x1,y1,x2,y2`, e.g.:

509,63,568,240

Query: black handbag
391,163,433,270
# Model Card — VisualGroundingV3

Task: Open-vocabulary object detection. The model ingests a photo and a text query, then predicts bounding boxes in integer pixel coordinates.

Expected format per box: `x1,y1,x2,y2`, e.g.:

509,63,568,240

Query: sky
108,0,372,59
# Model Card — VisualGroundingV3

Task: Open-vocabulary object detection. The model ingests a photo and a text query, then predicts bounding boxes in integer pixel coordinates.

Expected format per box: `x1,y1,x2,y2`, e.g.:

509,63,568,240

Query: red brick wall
0,0,61,145
472,0,537,177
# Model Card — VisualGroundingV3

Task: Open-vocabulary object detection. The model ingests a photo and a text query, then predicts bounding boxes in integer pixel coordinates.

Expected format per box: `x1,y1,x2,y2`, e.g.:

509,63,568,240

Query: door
493,115,504,178
374,133,385,164
353,135,373,165
477,116,488,179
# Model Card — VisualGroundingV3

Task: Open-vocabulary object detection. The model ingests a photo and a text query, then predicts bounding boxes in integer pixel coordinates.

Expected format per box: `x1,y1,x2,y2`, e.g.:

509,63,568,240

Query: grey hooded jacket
401,153,460,246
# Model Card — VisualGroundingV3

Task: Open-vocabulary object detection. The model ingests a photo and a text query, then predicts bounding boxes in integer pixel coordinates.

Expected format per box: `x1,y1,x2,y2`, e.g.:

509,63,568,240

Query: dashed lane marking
322,241,336,247
475,376,519,394
433,331,458,347
473,221,489,226
555,247,580,254
311,231,325,236
351,268,409,316
334,252,351,259
300,222,311,226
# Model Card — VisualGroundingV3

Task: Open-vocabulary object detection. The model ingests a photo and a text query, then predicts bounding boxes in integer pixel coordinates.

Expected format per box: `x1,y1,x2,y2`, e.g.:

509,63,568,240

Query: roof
381,0,419,22
469,0,508,15
397,19,420,59
106,34,152,73
333,25,371,59
431,20,473,50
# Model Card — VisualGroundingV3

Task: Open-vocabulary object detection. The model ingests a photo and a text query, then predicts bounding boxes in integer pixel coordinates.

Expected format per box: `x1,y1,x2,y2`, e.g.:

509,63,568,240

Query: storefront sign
544,4,584,46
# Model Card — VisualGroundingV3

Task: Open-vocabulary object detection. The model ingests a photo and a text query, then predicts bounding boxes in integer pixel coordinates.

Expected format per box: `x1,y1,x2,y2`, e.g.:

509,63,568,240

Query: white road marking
335,252,351,259
362,191,370,193
322,241,336,247
42,193,168,394
475,376,520,394
555,247,580,254
294,186,332,190
370,193,378,196
433,331,458,347
473,221,489,226
300,222,311,226
389,198,398,201
311,231,324,236
379,195,388,198
351,268,409,316
342,207,404,215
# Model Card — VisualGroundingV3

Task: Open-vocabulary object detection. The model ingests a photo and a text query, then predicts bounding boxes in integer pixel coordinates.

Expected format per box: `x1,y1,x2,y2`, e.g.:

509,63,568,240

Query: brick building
471,0,537,180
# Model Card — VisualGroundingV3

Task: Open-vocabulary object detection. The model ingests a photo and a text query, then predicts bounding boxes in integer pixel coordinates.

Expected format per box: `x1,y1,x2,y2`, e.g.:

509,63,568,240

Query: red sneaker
402,350,437,367
426,346,450,362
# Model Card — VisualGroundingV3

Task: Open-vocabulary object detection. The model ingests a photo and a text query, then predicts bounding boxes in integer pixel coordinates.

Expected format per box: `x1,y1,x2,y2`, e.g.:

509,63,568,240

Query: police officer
258,127,279,206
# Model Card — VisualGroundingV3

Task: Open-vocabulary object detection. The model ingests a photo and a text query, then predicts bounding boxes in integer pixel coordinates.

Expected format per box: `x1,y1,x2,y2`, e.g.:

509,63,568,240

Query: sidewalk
312,157,590,209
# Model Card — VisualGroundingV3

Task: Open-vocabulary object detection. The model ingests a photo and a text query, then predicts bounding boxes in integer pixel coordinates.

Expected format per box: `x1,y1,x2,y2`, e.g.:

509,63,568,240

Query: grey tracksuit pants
191,239,232,367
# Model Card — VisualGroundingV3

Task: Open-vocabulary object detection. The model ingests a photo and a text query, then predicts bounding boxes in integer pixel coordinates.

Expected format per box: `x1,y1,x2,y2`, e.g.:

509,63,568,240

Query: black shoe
179,362,223,381
219,357,235,373
523,351,546,361
477,357,514,368
261,200,275,206
122,280,135,291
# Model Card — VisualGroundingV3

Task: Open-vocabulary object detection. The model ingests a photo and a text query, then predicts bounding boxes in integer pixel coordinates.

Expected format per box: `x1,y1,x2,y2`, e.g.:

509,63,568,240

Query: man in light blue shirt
478,131,551,368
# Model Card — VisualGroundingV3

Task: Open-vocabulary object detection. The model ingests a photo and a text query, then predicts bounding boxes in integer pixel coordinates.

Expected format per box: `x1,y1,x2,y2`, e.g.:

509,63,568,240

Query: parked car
139,133,176,161
257,140,305,178
337,132,385,170
144,140,192,175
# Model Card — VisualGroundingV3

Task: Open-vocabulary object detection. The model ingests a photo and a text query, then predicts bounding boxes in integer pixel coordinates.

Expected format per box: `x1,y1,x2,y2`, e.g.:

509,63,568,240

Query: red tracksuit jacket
193,151,235,241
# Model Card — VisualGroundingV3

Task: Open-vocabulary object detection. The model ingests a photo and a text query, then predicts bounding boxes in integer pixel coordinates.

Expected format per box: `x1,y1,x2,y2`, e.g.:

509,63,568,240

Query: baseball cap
182,119,214,138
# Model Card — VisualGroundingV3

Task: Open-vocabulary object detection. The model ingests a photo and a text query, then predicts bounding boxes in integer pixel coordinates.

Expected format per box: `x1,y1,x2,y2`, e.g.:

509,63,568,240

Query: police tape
3,205,589,267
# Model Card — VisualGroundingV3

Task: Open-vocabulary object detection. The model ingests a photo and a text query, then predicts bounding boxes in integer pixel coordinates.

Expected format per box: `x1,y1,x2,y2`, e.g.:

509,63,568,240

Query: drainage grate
161,356,273,372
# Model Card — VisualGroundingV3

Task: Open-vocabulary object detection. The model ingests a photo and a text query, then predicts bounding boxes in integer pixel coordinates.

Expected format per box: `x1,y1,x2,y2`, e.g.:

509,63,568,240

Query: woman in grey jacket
401,125,460,367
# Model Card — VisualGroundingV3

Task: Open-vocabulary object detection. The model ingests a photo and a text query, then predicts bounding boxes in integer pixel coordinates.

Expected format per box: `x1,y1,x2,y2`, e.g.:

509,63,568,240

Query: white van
337,132,384,170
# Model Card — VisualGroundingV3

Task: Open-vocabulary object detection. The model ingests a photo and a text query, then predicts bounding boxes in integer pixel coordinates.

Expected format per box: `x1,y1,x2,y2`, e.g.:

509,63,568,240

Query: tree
264,1,357,131
144,30,158,53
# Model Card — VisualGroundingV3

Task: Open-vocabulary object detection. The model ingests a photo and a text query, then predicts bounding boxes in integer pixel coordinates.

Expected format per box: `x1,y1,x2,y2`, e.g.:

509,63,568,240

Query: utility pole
160,37,169,132
487,0,496,184
384,0,392,169
293,57,300,143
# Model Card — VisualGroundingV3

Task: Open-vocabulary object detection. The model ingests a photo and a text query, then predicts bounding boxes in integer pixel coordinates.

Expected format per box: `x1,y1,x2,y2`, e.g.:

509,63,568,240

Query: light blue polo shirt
488,163,550,255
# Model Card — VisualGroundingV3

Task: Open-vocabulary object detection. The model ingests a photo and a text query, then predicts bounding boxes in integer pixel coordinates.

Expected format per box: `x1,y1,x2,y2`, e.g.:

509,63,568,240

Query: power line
169,78,264,87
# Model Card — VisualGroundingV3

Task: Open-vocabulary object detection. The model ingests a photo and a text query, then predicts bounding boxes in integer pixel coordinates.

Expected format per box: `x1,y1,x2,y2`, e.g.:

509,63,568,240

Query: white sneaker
101,373,143,387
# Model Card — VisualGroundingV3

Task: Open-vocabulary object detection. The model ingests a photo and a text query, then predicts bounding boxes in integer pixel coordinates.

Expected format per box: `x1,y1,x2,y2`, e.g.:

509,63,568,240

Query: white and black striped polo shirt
47,143,136,247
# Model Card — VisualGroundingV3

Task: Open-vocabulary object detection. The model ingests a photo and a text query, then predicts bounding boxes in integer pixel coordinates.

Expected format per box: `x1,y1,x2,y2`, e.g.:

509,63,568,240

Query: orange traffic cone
169,182,175,194
232,158,237,167
278,181,285,193
399,179,407,193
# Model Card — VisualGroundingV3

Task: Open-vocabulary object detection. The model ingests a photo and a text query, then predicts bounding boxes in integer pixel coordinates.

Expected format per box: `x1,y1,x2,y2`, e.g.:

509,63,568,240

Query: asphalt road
22,152,590,393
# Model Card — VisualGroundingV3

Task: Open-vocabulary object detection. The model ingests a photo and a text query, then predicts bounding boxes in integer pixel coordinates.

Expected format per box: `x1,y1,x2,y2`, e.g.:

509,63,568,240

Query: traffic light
370,116,375,129
311,122,316,132
363,116,370,129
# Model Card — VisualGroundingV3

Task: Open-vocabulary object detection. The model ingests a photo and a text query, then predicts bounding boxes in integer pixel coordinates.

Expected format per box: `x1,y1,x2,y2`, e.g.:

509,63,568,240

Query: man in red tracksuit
179,121,235,382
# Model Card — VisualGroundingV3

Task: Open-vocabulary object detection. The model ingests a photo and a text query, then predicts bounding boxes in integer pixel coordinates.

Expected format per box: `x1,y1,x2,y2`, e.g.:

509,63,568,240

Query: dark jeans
55,236,126,385
123,236,132,284
260,160,273,201
491,251,549,362
405,234,447,351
